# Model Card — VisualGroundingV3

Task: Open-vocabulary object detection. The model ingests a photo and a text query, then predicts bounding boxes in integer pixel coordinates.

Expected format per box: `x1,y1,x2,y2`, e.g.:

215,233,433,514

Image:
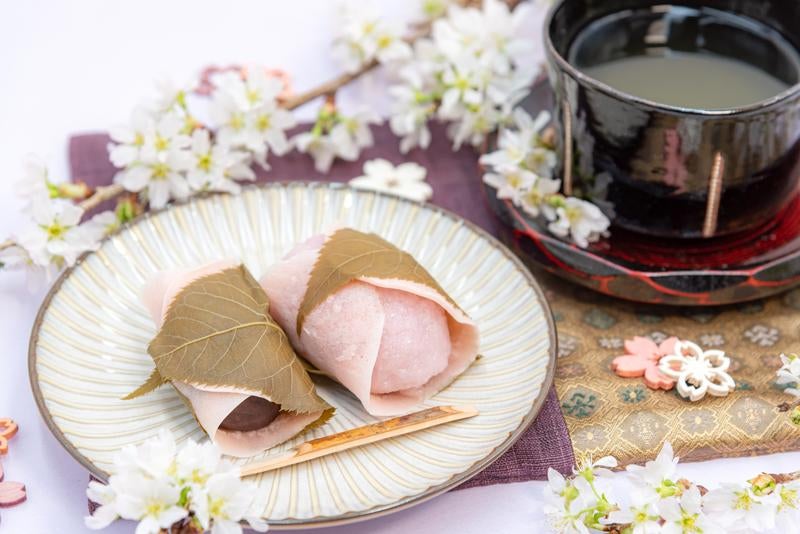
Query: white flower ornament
658,340,735,402
350,159,433,202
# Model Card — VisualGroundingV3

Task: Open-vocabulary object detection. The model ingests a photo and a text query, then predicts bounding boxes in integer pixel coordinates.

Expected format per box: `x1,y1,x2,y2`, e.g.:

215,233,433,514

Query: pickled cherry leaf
127,265,332,417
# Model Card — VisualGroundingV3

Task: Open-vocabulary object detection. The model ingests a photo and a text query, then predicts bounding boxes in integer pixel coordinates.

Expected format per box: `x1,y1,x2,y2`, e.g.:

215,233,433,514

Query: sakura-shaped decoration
0,418,26,509
658,340,736,402
611,336,678,390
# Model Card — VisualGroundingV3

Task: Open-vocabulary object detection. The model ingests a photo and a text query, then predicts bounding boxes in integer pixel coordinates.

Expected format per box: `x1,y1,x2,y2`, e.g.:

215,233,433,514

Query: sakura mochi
128,261,333,457
260,228,480,416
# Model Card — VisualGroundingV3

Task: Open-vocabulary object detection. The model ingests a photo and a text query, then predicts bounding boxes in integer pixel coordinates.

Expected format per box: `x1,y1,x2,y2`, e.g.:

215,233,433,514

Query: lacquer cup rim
544,0,800,117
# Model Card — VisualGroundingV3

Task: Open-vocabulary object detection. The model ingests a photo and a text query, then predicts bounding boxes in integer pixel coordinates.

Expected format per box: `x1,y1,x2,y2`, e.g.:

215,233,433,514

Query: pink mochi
371,288,451,394
141,261,324,457
260,233,480,416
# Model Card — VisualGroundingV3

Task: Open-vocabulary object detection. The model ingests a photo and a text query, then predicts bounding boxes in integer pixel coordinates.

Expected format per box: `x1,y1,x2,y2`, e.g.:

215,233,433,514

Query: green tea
583,52,790,110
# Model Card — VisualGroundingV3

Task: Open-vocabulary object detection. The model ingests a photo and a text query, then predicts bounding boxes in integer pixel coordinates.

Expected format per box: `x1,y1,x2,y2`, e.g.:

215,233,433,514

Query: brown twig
771,471,800,484
282,59,380,111
778,399,800,412
79,184,126,212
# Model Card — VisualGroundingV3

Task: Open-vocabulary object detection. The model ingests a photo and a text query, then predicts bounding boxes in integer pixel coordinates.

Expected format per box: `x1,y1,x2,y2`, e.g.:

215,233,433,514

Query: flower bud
563,482,580,503
791,405,800,426
56,182,91,200
750,473,776,496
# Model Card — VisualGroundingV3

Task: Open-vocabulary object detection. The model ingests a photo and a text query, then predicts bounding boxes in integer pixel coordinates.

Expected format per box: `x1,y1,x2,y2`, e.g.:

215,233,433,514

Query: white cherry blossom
432,0,534,73
520,176,561,219
446,98,503,150
603,496,661,534
389,67,435,153
214,99,296,167
542,468,593,534
186,129,255,194
350,159,432,202
659,485,720,534
776,354,800,397
152,77,197,114
209,69,295,168
192,472,269,534
85,429,271,533
108,106,156,168
482,167,537,204
327,109,381,162
548,197,611,249
85,481,119,530
117,156,191,209
574,455,618,478
293,132,340,173
387,0,535,152
108,105,195,209
15,156,52,205
437,59,485,120
115,429,178,480
174,438,226,486
704,483,780,532
332,3,411,73
139,111,191,161
480,110,551,171
16,197,102,268
293,108,380,172
776,480,800,529
212,69,282,113
114,476,188,534
626,442,680,499
88,211,120,235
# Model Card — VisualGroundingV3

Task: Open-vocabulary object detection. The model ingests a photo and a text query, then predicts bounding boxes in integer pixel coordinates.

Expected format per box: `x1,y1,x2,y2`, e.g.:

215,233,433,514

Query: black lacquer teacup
545,0,800,238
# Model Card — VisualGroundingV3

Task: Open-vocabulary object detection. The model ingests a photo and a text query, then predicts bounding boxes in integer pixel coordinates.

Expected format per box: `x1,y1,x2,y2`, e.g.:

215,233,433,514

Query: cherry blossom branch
0,0,524,258
589,470,800,533
0,19,440,257
78,183,126,212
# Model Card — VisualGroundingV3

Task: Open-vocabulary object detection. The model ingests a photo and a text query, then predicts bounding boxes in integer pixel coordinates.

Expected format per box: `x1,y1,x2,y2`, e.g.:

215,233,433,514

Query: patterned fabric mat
71,119,799,475
541,272,800,465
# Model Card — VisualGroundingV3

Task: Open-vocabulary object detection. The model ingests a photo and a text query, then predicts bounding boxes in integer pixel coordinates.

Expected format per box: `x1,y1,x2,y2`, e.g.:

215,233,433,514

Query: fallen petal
0,482,26,507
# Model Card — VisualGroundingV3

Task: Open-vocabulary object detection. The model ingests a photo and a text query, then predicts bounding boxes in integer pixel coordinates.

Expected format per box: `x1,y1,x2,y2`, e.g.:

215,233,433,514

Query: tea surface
583,52,790,110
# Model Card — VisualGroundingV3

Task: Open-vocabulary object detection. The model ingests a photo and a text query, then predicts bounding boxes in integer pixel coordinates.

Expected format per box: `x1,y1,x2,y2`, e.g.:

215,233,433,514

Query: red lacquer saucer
483,82,800,306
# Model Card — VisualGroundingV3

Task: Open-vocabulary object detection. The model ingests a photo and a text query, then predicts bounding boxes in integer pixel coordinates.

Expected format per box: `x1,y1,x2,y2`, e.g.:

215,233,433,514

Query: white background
1,1,799,533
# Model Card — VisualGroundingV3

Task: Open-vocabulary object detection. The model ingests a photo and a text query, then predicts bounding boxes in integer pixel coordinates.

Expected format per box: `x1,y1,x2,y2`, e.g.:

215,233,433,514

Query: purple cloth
70,124,574,488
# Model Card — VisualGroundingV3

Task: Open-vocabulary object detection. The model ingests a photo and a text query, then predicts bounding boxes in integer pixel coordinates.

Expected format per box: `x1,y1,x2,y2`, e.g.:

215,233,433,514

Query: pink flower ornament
611,336,678,390
0,419,26,508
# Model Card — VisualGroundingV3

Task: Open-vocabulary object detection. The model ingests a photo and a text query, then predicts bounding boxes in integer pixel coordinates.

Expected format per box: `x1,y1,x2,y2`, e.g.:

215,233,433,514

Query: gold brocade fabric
542,273,800,465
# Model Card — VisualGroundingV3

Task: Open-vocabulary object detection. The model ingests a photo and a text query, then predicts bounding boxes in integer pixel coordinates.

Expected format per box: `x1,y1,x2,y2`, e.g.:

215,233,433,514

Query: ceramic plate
29,183,555,529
